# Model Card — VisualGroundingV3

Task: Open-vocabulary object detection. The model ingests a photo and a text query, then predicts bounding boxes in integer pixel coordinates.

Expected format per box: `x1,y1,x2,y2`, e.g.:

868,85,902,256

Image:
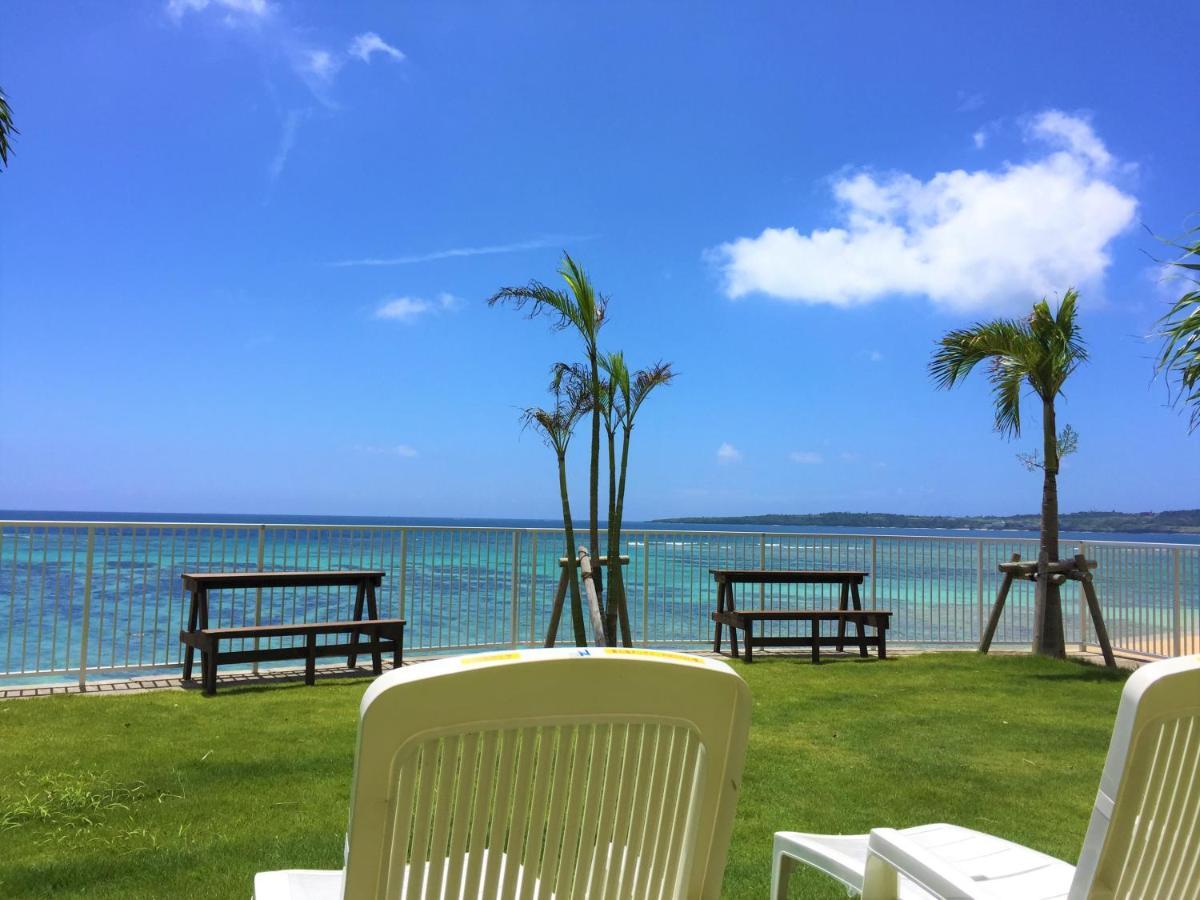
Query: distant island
653,509,1200,534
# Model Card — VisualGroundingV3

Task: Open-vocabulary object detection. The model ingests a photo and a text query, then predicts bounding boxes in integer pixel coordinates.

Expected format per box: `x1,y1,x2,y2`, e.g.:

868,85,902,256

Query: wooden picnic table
179,570,403,694
709,569,889,663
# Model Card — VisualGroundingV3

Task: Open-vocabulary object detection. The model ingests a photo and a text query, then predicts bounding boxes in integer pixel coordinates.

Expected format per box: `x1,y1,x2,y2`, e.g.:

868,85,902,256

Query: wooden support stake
545,565,570,647
1077,554,1116,668
980,553,1020,653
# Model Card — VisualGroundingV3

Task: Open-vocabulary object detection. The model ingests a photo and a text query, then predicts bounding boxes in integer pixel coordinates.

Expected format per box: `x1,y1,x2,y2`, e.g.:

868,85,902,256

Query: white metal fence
1,520,1197,685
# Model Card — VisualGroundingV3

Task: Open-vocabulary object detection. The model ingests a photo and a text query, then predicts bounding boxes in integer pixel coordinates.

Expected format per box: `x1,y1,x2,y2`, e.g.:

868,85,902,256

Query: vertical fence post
397,529,408,622
1078,541,1088,652
252,524,266,675
1173,547,1182,657
510,532,520,648
77,527,96,690
870,537,878,605
976,540,985,644
530,531,539,645
759,533,767,606
642,531,651,646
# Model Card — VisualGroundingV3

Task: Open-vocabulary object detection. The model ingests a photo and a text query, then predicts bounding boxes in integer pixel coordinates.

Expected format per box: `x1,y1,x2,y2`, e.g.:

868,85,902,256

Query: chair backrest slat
1071,655,1200,900
341,648,751,900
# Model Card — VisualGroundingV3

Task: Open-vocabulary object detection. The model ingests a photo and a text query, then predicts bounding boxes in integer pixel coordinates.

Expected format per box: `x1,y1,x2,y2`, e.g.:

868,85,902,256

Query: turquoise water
2,512,1197,683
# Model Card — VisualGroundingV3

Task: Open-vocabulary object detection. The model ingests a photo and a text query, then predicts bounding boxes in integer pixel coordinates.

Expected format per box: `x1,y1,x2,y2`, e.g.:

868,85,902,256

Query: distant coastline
654,509,1200,535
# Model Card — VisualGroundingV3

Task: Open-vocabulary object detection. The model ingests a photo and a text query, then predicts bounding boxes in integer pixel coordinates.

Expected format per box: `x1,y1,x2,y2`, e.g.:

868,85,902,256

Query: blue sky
1,0,1197,520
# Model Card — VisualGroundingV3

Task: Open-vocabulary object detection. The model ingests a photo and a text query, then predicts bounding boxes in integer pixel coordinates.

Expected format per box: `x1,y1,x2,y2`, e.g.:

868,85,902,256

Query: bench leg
182,591,200,682
348,583,366,669
202,641,216,695
877,616,887,660
836,583,849,652
811,621,820,665
856,618,869,658
370,625,382,676
305,633,316,686
713,617,722,653
744,619,753,663
392,625,403,669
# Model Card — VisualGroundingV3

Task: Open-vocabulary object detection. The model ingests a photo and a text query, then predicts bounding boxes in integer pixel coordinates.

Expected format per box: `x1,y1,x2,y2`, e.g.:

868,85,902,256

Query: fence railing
1,520,1197,685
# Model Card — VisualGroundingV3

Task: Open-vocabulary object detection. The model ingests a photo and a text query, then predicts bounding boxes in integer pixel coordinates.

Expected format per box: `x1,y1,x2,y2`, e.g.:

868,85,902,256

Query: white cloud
167,0,271,22
350,32,404,62
1026,110,1113,171
716,443,742,464
972,129,987,149
374,293,462,323
333,235,592,267
789,451,823,464
357,444,418,458
712,110,1137,313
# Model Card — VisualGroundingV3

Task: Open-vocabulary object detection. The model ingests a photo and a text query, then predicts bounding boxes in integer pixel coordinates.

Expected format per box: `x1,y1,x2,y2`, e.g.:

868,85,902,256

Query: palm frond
0,88,17,170
988,357,1026,437
932,293,1087,438
1154,226,1200,432
628,361,675,424
487,283,587,336
929,318,1031,390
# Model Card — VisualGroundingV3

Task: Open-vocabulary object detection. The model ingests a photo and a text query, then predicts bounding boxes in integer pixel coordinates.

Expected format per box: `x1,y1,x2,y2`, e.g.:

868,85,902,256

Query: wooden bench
709,569,890,663
184,618,405,695
710,608,890,663
180,570,402,695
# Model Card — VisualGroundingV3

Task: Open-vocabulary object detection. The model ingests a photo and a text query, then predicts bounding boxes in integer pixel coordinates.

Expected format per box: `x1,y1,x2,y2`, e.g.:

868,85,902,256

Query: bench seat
181,618,405,695
711,609,890,663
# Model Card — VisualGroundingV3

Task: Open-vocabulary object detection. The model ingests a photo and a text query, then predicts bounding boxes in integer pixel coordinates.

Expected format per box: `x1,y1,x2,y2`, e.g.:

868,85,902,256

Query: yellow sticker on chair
599,648,707,665
460,652,523,665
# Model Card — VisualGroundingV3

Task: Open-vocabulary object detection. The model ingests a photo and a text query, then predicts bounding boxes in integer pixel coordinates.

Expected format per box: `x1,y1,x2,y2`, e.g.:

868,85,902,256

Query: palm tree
521,376,591,646
1154,225,1200,433
0,88,17,170
601,353,675,646
490,254,608,607
930,290,1087,658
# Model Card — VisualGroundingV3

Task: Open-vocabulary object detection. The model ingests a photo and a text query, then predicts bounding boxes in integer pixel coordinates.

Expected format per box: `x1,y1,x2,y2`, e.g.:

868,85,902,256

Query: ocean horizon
2,509,1198,545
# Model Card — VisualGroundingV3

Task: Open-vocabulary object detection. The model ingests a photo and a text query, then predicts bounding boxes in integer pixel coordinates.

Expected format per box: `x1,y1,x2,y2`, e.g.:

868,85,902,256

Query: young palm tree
521,377,591,646
490,254,608,606
0,88,17,170
1154,225,1200,433
930,290,1087,658
601,353,675,646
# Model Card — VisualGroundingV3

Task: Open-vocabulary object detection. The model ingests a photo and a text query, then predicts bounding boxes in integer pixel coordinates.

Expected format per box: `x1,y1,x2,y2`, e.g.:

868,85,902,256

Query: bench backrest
1070,654,1200,899
341,647,752,899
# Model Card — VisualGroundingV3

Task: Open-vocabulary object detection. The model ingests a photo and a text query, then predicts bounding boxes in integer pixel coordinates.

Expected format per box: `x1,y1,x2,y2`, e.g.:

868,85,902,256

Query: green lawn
0,653,1127,898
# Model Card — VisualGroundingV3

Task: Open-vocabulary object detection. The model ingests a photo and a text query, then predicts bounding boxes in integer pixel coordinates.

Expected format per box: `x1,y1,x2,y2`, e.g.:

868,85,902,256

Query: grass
0,652,1127,898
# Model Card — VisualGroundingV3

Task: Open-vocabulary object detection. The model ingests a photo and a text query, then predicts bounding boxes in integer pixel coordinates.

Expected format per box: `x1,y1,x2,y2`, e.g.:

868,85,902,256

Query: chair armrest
866,828,996,899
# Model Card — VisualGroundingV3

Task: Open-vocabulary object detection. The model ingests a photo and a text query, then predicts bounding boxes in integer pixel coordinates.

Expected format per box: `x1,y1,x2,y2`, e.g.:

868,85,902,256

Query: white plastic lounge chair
772,653,1200,899
254,646,751,899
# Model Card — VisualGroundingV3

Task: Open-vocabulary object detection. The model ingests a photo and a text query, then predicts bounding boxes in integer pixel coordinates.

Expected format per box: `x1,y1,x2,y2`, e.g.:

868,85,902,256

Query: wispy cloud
167,0,271,24
334,236,591,268
717,442,742,464
788,451,823,464
166,2,403,106
268,108,308,182
374,292,461,323
355,443,418,458
350,32,404,62
956,90,985,112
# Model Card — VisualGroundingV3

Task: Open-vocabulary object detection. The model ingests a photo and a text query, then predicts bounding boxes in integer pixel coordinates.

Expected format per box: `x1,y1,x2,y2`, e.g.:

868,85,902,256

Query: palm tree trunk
557,453,587,646
605,427,621,645
588,353,603,626
1034,397,1065,658
612,426,634,646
